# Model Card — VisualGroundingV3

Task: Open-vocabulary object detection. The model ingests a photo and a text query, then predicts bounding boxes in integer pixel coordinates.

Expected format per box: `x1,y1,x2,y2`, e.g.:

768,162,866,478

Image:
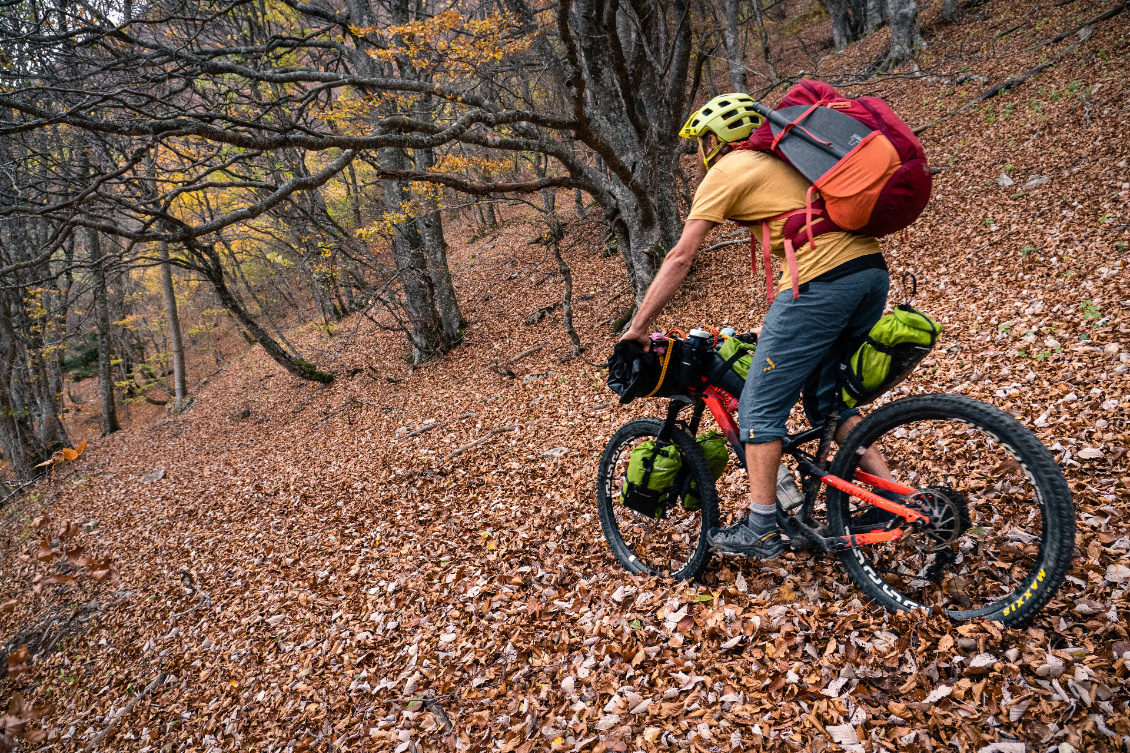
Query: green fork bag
621,439,683,518
684,431,730,511
840,304,941,408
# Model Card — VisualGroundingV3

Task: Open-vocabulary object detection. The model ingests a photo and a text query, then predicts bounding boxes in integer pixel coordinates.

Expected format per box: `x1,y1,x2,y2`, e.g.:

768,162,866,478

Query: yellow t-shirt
686,150,880,286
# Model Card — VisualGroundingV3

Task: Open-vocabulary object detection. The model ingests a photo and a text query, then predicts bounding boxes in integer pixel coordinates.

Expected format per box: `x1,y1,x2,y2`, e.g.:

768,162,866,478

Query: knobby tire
597,418,720,581
826,393,1075,626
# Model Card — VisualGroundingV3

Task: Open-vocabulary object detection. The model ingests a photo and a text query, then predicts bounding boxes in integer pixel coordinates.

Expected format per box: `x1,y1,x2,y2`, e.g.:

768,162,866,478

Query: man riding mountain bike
619,93,896,560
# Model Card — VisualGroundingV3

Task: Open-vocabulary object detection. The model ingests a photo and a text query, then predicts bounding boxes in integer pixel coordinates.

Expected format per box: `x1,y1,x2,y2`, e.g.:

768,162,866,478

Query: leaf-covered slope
2,1,1129,751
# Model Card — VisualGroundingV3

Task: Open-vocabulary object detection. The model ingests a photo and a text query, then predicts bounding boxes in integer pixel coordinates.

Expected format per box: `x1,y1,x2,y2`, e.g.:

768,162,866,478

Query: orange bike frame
701,386,927,546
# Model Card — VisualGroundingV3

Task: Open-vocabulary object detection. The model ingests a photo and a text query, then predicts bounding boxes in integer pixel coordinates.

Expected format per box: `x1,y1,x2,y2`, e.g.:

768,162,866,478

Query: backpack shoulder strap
748,188,840,301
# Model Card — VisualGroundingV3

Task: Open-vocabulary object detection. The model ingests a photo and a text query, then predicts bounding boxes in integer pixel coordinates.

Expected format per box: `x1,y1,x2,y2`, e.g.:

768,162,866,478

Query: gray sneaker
707,518,785,559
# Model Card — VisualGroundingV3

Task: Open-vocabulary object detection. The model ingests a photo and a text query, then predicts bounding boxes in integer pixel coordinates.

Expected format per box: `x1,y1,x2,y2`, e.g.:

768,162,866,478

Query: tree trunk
11,279,69,452
195,242,334,383
30,350,67,451
942,0,957,22
884,0,923,69
90,229,120,435
159,241,188,410
565,0,689,302
0,294,46,481
380,148,450,361
222,240,305,359
823,0,856,50
413,148,465,341
547,218,582,358
864,0,886,33
723,0,748,91
750,0,779,83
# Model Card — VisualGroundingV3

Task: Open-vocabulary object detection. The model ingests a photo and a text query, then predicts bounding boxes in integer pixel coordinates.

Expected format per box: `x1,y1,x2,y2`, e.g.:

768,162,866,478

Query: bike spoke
834,407,1057,620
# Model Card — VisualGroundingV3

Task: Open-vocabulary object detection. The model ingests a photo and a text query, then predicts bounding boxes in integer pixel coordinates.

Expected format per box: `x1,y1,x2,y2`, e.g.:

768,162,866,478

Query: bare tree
88,226,121,435
158,242,188,411
750,0,780,84
546,220,582,359
724,0,749,91
885,0,924,69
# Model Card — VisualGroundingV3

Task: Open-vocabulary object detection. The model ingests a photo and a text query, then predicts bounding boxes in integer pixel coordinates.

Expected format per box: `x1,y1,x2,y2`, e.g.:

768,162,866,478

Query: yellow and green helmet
680,93,764,169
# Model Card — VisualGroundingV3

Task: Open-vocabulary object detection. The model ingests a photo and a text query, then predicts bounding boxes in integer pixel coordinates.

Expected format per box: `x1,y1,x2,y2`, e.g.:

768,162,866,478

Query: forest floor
2,0,1130,751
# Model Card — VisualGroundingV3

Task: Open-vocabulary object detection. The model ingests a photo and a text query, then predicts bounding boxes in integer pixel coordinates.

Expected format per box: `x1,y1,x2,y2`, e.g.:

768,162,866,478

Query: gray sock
747,504,777,536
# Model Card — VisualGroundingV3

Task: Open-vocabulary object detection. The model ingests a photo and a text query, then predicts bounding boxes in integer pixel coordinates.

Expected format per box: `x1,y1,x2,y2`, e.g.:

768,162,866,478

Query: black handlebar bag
606,338,688,404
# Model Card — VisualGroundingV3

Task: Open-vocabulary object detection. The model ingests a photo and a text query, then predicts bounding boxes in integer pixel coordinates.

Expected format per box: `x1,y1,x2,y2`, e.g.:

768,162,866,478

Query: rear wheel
597,418,720,581
826,394,1075,626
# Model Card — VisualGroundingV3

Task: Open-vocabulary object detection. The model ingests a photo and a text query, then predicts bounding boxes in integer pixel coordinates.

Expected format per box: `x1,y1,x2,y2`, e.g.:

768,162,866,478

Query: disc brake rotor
906,485,970,552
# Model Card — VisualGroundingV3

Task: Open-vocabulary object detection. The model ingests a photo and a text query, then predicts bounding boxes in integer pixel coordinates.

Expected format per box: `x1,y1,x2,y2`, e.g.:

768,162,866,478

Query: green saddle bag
841,304,941,408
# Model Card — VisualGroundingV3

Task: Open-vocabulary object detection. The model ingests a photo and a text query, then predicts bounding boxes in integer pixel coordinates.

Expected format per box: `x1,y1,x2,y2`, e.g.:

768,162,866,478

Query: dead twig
488,363,517,378
702,236,750,253
80,671,167,753
442,425,519,462
396,413,476,442
316,397,361,427
0,479,39,511
508,344,547,363
424,698,455,734
441,420,544,463
484,344,548,378
172,571,211,619
385,366,415,383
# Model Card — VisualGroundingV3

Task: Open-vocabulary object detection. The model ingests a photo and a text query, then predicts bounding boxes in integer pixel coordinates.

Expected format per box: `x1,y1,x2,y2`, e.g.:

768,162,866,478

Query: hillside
2,1,1129,751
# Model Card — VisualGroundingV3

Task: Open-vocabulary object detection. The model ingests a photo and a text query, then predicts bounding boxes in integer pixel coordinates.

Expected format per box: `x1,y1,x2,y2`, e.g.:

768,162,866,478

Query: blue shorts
739,268,889,444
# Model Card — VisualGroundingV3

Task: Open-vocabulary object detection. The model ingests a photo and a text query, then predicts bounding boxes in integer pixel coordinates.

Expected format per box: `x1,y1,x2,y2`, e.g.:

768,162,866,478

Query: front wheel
827,394,1075,626
597,418,720,581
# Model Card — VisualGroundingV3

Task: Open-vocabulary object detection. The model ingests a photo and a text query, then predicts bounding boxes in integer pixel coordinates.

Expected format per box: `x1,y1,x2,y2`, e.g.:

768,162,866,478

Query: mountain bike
596,335,1075,626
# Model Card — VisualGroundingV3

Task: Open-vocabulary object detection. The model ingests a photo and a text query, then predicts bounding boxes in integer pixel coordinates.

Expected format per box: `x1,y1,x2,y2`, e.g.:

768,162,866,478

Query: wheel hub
906,486,969,551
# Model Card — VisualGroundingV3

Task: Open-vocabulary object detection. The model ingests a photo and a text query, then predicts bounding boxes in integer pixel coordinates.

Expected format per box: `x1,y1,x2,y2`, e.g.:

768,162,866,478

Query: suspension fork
657,398,704,501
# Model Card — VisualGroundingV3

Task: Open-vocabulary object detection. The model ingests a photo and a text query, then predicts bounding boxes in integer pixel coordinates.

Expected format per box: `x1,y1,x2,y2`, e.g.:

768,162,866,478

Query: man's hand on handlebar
619,326,652,350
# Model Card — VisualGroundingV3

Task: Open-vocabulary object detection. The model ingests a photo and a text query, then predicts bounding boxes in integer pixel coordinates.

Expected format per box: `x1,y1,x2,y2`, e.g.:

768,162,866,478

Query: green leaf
694,594,713,602
628,619,642,629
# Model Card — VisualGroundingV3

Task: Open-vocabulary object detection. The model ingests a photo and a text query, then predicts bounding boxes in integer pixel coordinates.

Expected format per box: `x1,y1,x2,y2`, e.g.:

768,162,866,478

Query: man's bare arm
620,219,716,344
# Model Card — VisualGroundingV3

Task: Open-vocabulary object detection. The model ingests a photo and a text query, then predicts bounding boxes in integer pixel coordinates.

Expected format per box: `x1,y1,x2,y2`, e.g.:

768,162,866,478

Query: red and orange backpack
734,80,932,300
